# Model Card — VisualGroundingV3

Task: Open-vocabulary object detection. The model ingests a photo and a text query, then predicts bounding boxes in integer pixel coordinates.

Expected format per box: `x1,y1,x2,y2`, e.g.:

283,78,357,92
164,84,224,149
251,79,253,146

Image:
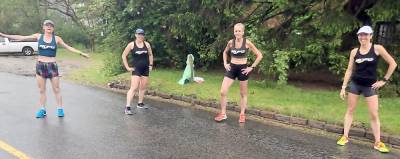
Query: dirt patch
0,55,83,76
288,70,341,90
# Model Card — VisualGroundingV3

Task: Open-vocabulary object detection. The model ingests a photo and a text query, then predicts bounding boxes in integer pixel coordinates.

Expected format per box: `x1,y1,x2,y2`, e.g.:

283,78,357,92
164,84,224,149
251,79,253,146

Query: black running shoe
136,103,149,109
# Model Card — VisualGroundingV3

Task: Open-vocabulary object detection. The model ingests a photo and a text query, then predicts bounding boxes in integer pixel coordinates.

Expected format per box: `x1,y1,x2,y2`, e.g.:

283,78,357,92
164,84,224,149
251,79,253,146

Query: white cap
43,20,55,26
357,26,373,34
135,28,145,34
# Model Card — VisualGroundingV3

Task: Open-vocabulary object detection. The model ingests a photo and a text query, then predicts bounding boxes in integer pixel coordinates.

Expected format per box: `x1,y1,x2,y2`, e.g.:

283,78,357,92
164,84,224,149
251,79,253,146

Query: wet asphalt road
0,72,399,159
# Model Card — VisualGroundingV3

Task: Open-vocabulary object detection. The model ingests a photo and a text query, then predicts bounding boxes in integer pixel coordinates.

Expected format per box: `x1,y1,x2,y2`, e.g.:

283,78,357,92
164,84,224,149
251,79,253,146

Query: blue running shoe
36,108,46,118
57,108,65,117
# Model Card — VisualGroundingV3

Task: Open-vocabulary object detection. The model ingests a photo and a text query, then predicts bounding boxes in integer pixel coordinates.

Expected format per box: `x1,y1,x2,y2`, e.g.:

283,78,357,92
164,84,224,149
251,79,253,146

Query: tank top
229,38,248,58
38,34,57,57
351,44,379,86
131,41,149,66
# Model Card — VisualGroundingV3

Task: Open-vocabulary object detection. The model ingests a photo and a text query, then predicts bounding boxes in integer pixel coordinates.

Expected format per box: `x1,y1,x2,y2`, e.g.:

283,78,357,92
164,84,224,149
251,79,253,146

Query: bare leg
219,77,235,115
138,76,149,103
343,93,359,138
126,76,140,106
36,75,47,108
366,95,381,144
238,80,248,115
50,77,62,108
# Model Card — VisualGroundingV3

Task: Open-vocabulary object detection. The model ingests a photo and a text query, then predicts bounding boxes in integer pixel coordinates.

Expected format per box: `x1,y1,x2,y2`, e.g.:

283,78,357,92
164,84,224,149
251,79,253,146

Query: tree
0,0,42,34
101,0,400,96
39,0,108,51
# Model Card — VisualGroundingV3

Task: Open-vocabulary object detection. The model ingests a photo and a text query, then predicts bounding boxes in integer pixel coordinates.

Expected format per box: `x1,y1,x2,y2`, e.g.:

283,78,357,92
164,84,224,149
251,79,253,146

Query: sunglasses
44,24,54,28
357,33,371,36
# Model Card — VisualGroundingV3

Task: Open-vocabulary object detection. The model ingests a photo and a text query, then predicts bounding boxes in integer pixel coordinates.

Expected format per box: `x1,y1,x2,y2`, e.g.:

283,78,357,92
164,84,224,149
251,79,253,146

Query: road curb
308,120,325,130
290,117,308,126
275,114,291,124
107,82,400,148
260,110,276,119
349,128,366,138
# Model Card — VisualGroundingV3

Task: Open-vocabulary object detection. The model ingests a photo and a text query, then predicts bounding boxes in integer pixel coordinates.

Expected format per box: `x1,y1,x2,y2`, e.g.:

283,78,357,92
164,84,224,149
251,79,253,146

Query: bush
270,50,290,85
57,23,90,48
379,84,399,98
102,52,125,77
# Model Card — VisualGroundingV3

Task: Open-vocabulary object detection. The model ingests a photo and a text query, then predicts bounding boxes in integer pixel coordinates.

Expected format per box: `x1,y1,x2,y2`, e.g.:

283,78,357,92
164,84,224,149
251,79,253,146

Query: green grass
58,50,400,135
56,46,88,60
57,49,116,86
56,50,81,60
150,69,400,135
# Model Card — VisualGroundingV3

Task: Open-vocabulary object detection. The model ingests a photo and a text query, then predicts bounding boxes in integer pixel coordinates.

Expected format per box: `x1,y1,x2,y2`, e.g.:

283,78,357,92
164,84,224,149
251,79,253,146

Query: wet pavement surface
0,72,399,159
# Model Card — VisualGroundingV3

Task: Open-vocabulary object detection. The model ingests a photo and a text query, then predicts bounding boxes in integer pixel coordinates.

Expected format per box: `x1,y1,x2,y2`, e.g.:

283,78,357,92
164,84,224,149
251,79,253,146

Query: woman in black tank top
338,26,397,152
121,28,154,114
214,23,263,123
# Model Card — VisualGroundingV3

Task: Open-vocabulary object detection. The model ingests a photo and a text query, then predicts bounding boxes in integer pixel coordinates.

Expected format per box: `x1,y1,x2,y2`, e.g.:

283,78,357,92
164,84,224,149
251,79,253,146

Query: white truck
0,37,38,56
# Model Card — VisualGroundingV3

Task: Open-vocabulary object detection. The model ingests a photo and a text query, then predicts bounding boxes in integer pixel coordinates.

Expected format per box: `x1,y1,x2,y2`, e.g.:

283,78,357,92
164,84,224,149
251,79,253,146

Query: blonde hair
234,23,245,31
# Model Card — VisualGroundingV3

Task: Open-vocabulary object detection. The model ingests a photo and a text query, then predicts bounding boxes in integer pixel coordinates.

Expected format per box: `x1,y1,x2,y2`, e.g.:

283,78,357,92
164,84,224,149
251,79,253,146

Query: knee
139,85,147,91
370,112,379,121
240,92,247,98
220,90,227,97
129,84,138,91
346,107,356,115
39,88,46,94
128,88,136,93
53,87,60,94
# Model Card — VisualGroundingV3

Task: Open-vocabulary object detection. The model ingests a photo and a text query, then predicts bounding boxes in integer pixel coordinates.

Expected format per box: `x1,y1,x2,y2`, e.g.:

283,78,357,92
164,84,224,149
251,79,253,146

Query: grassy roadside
58,50,400,135
58,49,117,86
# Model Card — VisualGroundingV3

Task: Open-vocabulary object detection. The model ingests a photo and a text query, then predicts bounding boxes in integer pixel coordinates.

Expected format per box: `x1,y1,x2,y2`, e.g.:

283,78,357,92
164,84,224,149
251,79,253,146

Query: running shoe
239,114,246,123
125,106,133,115
57,108,65,117
374,142,390,153
35,108,47,118
214,113,227,122
337,136,349,146
137,103,149,109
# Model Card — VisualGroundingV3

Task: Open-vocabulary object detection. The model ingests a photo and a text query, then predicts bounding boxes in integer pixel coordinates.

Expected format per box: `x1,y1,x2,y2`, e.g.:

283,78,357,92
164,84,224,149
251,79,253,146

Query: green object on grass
178,54,194,85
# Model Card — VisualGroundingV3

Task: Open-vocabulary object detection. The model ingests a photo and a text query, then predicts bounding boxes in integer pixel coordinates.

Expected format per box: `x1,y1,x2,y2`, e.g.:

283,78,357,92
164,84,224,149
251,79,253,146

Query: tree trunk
90,37,95,52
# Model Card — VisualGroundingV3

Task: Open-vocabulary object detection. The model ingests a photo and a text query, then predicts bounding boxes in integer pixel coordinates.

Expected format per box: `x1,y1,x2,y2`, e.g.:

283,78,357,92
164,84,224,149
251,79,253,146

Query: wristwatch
382,77,389,82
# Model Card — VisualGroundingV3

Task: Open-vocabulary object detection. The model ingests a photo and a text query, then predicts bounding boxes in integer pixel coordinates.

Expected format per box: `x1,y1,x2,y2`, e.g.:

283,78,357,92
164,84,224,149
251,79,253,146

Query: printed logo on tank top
231,50,245,55
39,44,56,50
355,58,374,63
135,50,148,54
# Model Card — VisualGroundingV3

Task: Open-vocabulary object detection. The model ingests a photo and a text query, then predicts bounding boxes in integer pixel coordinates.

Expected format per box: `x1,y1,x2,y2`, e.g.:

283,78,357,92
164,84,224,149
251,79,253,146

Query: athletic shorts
132,64,149,77
36,61,59,79
224,63,249,81
348,81,377,97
